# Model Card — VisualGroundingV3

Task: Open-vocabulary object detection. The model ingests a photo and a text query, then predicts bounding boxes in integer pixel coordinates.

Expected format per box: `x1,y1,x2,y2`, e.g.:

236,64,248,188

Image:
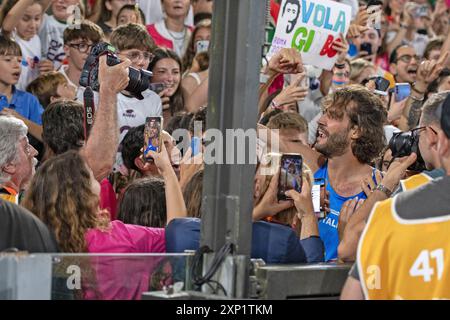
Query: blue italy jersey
314,163,375,262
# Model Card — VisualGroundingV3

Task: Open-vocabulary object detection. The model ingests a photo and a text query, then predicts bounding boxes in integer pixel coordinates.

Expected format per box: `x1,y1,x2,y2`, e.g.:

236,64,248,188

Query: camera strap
83,86,95,140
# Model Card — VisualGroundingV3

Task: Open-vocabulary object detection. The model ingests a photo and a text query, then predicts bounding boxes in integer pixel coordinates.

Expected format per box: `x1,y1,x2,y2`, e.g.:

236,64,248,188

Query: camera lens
388,130,427,172
125,68,152,100
389,131,415,158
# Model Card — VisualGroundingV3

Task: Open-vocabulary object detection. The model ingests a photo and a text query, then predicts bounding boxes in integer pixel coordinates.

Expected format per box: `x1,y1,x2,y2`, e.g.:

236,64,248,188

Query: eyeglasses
68,43,93,54
121,50,154,63
397,54,420,64
413,126,438,136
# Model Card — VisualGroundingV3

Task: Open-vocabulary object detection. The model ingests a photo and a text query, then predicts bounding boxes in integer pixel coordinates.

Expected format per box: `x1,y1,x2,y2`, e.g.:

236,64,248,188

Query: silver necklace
165,21,186,40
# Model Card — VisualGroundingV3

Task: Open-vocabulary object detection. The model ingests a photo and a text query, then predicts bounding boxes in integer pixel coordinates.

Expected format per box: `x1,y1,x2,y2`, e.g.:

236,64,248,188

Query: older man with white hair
0,116,38,204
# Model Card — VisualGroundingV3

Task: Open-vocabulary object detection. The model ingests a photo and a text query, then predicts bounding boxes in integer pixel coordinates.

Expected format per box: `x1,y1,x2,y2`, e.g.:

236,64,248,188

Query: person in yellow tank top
340,91,450,299
338,92,449,262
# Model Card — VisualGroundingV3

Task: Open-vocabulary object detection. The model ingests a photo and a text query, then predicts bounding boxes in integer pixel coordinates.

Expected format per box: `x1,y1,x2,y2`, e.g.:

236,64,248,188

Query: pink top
86,220,165,253
83,221,166,300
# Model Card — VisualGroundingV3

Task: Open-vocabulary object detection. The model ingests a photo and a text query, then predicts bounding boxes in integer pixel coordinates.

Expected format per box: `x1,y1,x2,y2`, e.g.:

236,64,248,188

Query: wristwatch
375,184,393,197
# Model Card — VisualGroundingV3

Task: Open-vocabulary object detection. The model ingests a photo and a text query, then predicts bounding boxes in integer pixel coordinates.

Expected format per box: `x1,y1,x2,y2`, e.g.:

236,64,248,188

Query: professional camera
79,42,152,100
388,129,427,172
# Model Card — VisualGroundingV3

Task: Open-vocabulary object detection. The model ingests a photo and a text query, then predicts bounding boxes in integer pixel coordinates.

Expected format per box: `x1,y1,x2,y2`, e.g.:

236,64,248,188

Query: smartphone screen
395,83,411,102
312,178,326,219
277,153,303,201
371,76,390,96
360,42,372,56
143,117,163,161
196,40,209,54
190,136,201,157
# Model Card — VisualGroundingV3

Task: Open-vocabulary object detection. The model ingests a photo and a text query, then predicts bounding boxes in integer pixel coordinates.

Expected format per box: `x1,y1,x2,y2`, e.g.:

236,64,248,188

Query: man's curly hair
322,85,388,164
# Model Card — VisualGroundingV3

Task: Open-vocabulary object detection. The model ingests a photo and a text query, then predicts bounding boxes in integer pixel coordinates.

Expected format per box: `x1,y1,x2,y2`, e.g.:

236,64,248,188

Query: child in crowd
116,4,145,27
0,34,43,141
26,71,76,108
39,0,85,70
61,20,104,91
1,0,45,90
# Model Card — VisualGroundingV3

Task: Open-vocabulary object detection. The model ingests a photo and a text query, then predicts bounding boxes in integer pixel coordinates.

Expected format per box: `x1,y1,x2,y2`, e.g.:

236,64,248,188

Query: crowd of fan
1,0,450,299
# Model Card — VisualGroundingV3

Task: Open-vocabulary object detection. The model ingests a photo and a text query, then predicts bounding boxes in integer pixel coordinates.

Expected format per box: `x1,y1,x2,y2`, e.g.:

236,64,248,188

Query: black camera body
79,42,152,100
388,130,427,172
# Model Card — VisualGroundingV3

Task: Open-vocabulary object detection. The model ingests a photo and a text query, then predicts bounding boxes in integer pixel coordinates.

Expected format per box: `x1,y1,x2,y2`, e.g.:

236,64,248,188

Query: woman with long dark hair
23,147,186,254
148,48,185,127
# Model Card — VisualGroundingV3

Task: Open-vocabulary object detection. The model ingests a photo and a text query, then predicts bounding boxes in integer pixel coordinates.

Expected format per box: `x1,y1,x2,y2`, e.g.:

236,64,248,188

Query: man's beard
315,127,351,158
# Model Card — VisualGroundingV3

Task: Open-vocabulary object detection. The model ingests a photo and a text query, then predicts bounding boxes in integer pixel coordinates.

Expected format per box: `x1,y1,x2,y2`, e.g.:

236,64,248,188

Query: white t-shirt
116,90,162,172
154,20,191,57
39,14,67,70
14,33,41,91
137,0,193,26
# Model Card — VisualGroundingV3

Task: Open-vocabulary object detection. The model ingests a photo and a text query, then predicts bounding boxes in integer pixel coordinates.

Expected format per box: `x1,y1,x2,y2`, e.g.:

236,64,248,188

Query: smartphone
277,153,303,201
415,4,428,18
395,83,411,102
196,40,210,54
360,42,372,56
149,82,166,94
370,76,390,96
312,178,327,219
143,117,163,161
190,136,202,157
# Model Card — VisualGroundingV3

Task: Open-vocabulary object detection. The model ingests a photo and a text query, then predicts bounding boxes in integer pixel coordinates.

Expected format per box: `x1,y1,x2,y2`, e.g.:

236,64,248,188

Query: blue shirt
0,86,44,125
314,163,376,262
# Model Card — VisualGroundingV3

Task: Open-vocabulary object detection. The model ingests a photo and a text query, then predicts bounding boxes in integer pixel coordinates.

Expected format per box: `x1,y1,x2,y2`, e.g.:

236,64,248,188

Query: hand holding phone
143,117,163,161
196,40,210,54
360,42,372,56
190,136,202,157
277,153,303,201
312,178,327,219
394,83,411,102
370,76,390,96
149,82,166,94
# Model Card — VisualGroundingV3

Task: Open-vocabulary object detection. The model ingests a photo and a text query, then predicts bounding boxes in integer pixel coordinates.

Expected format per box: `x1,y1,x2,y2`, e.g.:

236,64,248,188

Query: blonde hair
350,58,375,83
110,23,155,52
26,72,68,108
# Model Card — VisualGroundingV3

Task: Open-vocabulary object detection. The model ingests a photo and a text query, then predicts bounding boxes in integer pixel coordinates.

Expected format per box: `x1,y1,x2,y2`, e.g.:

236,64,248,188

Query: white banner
268,0,352,70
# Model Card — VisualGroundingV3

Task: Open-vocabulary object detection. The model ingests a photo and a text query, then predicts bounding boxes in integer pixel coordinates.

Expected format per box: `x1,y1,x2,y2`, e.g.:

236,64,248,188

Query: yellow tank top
358,197,450,299
400,173,432,191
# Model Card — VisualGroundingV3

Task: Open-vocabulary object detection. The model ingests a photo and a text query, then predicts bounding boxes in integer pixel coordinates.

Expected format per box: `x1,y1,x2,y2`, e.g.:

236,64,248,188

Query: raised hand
332,33,349,64
98,55,131,93
285,175,315,219
252,170,294,221
267,48,304,75
381,153,418,191
271,73,308,109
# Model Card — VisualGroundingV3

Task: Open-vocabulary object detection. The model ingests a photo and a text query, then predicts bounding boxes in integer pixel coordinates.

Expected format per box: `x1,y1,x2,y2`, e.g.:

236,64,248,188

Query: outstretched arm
82,56,131,181
146,143,187,225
